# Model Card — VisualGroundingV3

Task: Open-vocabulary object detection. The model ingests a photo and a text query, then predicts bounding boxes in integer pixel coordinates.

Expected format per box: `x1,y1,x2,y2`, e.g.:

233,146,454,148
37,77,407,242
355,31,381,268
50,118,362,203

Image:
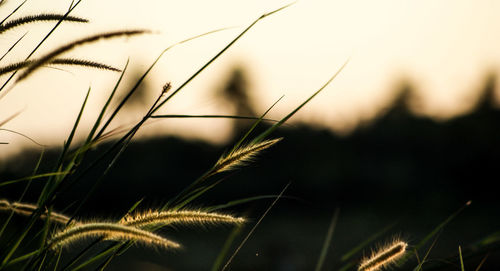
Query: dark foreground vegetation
2,75,500,270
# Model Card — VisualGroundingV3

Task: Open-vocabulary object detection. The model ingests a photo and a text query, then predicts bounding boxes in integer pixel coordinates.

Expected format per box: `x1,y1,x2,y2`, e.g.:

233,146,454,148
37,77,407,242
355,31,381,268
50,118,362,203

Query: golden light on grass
48,222,181,250
0,198,71,225
211,138,282,175
120,209,245,228
358,239,408,271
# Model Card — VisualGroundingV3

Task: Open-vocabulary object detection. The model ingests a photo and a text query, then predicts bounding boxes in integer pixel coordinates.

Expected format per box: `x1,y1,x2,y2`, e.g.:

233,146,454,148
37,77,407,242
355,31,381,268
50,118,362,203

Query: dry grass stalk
120,209,245,228
212,138,282,175
0,199,71,225
18,29,149,81
0,14,88,33
358,240,408,271
48,222,181,250
0,58,120,75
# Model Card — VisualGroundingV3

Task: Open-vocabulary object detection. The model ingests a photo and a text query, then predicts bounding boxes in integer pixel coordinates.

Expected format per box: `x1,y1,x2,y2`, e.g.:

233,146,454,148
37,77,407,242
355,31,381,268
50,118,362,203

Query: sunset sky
1,0,499,158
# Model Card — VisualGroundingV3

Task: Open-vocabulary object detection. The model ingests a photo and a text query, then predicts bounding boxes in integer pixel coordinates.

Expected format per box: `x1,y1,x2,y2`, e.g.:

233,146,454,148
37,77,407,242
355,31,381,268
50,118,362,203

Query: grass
0,1,498,270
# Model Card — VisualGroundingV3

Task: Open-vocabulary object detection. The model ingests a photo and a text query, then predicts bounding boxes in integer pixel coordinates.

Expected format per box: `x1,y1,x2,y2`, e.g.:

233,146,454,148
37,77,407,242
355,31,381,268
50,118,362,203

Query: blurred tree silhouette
216,65,256,134
2,72,500,270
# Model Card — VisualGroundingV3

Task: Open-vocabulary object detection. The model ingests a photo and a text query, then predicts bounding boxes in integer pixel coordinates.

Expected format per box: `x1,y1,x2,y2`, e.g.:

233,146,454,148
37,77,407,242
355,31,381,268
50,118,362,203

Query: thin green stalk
459,246,465,271
251,59,349,144
315,208,340,271
222,183,290,271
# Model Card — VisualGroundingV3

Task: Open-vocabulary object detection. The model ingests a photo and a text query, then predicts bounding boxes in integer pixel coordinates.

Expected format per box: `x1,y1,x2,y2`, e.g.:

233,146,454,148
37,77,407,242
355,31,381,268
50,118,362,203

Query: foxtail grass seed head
358,240,408,271
212,138,282,175
0,199,71,225
48,222,181,250
120,209,245,228
0,14,88,34
162,82,172,95
17,29,149,81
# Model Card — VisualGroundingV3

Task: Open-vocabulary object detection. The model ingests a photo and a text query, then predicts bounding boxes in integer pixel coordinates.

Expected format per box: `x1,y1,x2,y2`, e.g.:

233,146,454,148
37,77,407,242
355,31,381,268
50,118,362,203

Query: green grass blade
150,114,280,123
222,183,289,271
151,4,295,113
70,245,121,271
459,245,465,271
315,208,340,271
94,28,229,141
252,60,348,144
206,195,298,212
232,95,284,151
0,150,45,239
88,59,129,143
414,233,440,271
211,224,244,271
340,222,396,262
0,171,70,187
399,201,472,266
37,87,90,206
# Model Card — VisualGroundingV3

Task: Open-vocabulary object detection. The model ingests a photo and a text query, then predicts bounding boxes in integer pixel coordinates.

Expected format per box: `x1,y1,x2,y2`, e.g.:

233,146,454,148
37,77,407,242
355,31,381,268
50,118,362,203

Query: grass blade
0,32,28,62
252,60,348,144
221,183,289,271
315,208,340,271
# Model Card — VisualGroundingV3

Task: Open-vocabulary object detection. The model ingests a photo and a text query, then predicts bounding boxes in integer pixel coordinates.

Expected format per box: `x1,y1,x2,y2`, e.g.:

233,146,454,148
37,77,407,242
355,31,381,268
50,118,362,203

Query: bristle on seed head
358,240,407,271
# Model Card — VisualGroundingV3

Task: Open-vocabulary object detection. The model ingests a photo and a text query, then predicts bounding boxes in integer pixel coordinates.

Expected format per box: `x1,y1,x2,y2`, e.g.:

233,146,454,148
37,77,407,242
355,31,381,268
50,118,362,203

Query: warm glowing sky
1,0,499,158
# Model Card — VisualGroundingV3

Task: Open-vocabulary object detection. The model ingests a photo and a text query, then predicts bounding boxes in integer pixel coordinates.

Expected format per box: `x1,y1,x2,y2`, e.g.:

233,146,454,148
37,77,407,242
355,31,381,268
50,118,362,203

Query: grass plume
358,240,408,271
0,199,71,225
0,58,120,75
48,222,181,250
17,29,149,82
0,14,88,33
211,138,282,176
120,209,245,228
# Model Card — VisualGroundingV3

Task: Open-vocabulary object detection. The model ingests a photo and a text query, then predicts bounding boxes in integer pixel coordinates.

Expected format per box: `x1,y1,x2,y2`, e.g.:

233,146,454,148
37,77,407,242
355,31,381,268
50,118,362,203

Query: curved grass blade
0,128,46,146
251,59,348,144
315,208,340,271
166,96,284,209
86,59,129,143
205,194,300,212
151,3,296,113
0,171,70,187
93,28,230,141
398,200,472,266
222,183,289,271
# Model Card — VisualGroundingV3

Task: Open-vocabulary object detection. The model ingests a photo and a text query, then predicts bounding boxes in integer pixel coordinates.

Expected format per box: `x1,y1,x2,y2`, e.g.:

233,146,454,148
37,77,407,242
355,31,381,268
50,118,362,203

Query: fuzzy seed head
48,222,180,250
358,240,408,271
212,138,282,175
120,209,245,228
0,199,71,225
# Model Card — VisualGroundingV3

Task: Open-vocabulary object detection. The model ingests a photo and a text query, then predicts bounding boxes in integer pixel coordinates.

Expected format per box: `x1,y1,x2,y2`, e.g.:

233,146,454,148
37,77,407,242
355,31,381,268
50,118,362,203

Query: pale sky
1,0,499,159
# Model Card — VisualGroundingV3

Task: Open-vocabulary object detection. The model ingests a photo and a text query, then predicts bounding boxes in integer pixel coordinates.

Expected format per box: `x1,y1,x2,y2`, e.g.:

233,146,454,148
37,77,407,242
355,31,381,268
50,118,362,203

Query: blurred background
1,0,500,270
